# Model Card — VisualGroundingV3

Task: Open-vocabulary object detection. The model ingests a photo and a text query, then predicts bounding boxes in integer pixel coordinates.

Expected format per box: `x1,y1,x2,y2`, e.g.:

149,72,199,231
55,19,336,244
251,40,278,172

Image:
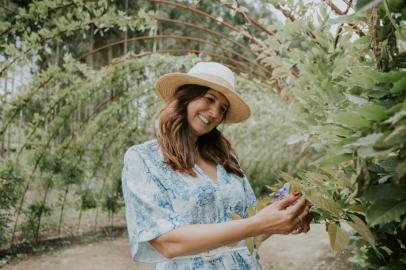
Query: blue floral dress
121,139,262,270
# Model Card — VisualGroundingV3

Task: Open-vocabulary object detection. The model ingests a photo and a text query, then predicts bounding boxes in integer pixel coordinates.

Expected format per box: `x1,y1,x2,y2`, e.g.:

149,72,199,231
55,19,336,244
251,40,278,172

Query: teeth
198,114,209,124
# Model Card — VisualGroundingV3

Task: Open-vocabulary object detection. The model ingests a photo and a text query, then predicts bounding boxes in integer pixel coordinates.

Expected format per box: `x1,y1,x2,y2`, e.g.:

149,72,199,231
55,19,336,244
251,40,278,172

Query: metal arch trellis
150,0,264,46
146,0,347,82
154,16,259,58
213,0,275,37
110,52,278,98
113,49,255,78
148,0,276,78
78,35,272,81
102,50,281,98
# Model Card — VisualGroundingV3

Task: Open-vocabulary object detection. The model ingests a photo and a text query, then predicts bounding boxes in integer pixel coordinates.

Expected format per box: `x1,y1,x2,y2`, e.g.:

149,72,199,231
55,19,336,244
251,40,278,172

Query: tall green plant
256,0,406,268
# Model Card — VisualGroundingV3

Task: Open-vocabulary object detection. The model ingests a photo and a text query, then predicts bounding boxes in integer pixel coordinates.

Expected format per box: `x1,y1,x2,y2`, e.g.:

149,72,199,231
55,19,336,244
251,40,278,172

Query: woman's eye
206,96,215,102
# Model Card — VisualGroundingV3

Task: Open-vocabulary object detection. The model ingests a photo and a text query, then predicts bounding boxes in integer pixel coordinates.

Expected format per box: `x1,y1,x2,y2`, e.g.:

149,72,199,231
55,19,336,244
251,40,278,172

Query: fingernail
293,191,300,197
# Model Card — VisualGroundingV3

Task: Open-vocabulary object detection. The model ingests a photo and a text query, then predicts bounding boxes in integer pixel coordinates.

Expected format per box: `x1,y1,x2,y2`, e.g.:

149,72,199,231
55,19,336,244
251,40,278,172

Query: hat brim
156,73,251,123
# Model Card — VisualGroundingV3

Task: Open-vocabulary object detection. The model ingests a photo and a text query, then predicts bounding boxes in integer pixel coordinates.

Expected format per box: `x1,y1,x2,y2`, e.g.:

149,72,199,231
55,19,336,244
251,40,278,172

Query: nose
208,105,222,122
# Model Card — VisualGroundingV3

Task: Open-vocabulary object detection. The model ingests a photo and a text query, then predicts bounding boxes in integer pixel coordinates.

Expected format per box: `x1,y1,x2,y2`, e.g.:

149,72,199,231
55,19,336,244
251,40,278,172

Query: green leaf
379,160,399,173
306,191,343,216
378,175,392,184
376,70,406,83
364,184,406,202
355,0,384,12
304,171,328,185
402,216,406,229
366,199,406,226
357,147,394,158
344,93,368,105
319,154,352,167
350,133,382,147
286,133,310,145
349,134,395,158
255,235,263,249
375,126,406,149
230,213,242,220
246,237,255,254
390,77,406,94
384,108,406,125
248,205,256,217
347,204,368,214
380,246,393,256
396,160,406,180
347,214,376,247
328,223,350,252
358,104,388,122
337,136,360,147
333,112,371,129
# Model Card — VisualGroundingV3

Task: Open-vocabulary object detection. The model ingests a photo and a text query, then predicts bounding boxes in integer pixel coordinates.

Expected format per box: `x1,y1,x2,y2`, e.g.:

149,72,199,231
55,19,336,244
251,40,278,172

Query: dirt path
2,224,351,270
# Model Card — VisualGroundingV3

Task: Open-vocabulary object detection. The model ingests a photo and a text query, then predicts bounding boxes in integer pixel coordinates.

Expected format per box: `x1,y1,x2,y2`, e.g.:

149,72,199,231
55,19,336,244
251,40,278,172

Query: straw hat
155,62,251,123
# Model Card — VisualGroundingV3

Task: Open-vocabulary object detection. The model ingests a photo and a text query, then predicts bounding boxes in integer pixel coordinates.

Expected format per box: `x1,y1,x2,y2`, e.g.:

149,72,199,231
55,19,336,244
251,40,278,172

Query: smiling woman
121,62,311,270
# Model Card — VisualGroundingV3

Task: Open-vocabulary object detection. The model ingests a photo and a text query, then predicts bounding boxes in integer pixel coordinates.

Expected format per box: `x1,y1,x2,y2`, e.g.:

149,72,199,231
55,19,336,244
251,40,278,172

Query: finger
305,212,313,223
291,226,300,234
276,194,299,210
289,197,307,218
303,223,310,233
301,206,310,219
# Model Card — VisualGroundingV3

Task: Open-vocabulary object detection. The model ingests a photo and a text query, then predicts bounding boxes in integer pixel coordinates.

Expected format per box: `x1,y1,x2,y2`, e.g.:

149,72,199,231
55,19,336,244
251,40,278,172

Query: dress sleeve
121,147,188,263
242,176,257,211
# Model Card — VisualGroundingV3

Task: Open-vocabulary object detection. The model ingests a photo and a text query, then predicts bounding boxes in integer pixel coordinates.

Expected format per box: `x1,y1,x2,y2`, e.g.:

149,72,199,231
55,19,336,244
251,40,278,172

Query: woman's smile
197,113,209,125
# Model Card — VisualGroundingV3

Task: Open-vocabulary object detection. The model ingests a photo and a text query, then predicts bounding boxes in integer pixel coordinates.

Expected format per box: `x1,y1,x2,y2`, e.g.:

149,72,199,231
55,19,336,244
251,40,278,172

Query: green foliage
355,0,385,12
366,199,406,226
251,1,406,269
0,0,156,72
0,160,24,244
79,189,97,211
102,194,120,215
19,202,52,242
261,0,406,267
328,223,350,252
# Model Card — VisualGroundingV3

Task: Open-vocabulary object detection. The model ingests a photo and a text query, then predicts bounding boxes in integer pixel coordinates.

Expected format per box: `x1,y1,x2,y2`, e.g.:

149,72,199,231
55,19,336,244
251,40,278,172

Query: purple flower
269,183,291,204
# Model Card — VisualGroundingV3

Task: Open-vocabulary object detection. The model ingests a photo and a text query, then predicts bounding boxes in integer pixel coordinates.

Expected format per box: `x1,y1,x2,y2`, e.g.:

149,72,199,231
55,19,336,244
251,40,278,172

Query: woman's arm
149,195,308,259
150,216,258,259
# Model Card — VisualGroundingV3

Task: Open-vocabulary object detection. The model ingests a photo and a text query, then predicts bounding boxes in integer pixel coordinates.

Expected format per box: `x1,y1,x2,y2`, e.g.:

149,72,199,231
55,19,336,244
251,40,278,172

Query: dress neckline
194,163,220,183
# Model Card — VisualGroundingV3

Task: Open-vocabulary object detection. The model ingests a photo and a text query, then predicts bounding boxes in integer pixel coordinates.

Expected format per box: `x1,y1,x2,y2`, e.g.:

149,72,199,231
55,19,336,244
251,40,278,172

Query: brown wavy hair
156,84,244,178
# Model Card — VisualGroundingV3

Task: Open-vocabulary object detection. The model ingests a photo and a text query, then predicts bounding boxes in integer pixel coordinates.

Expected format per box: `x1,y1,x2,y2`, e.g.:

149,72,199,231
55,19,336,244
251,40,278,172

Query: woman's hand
291,207,312,234
251,194,311,236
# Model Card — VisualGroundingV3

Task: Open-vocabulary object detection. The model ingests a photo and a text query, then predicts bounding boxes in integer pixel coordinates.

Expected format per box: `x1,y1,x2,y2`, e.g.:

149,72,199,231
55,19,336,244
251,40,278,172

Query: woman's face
186,88,229,139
